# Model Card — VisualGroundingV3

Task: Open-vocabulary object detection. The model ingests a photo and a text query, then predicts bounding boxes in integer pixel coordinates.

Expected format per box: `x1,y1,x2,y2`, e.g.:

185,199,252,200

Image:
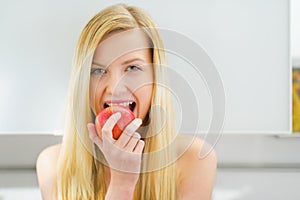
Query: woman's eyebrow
122,58,146,65
91,62,105,67
92,58,147,68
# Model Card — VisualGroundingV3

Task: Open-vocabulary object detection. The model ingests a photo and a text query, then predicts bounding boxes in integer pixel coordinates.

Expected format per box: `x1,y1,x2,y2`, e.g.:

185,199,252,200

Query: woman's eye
91,68,106,75
127,65,141,71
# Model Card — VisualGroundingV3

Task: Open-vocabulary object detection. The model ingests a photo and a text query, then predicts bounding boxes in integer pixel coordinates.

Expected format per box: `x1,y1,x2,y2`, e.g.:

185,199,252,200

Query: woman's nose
105,72,128,95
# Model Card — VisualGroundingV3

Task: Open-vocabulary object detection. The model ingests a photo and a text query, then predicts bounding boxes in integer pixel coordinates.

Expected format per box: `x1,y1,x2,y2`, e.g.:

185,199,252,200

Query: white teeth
107,102,133,107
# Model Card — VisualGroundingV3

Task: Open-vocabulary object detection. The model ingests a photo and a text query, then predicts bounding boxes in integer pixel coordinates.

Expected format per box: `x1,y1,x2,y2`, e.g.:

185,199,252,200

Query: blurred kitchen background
1,0,300,199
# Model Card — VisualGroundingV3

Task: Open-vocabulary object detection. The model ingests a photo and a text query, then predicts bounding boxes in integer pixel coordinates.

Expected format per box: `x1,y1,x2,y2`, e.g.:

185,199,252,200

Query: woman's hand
87,112,145,199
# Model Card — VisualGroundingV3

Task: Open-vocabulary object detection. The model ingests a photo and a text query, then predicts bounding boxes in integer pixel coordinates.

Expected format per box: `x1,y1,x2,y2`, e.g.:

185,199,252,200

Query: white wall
291,0,300,66
0,0,291,134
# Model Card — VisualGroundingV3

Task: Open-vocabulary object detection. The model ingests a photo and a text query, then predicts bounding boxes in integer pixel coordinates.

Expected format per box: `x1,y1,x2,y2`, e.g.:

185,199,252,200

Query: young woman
36,4,216,200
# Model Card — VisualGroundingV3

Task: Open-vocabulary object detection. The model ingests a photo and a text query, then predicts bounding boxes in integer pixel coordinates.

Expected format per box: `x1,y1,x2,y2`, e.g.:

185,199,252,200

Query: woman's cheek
137,86,153,119
89,81,100,114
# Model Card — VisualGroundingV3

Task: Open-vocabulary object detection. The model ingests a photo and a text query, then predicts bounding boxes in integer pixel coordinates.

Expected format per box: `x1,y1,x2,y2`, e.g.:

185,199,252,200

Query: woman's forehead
93,29,151,66
92,50,152,69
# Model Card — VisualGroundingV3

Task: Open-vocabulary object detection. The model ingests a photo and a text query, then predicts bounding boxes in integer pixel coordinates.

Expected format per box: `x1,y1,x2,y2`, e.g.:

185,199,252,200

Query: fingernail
134,118,142,126
114,112,121,119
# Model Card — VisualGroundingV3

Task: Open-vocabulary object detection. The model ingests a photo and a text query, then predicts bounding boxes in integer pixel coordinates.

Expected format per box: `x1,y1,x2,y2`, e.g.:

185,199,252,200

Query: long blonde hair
56,4,177,199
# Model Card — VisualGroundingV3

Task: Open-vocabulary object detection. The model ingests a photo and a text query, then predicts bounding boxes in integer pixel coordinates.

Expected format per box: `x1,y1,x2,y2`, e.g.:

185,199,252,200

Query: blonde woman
36,4,216,200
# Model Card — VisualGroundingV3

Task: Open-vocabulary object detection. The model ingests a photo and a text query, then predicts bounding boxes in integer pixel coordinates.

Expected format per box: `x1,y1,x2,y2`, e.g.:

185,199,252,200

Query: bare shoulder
36,143,61,200
176,135,217,200
176,135,217,163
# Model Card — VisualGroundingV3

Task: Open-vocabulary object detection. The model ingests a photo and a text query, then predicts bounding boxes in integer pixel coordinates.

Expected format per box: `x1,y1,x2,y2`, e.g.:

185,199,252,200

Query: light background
0,0,291,134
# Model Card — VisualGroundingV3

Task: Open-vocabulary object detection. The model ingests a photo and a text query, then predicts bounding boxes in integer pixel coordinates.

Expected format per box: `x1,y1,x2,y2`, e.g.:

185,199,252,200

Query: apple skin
97,105,135,139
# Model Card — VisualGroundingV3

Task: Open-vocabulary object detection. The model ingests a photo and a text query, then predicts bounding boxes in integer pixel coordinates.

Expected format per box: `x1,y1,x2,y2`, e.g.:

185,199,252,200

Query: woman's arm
36,144,60,200
177,138,217,200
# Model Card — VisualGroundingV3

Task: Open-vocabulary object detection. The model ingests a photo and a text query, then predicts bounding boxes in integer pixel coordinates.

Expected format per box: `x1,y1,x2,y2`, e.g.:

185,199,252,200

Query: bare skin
36,135,216,200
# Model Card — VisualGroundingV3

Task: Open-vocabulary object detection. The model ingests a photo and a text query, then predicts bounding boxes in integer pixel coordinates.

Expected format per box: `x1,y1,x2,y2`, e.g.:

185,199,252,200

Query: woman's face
89,29,154,122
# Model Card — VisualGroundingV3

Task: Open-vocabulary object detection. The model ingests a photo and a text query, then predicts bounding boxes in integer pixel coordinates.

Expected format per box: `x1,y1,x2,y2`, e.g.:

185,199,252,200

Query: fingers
123,132,141,151
115,118,142,147
89,114,144,154
97,112,121,142
133,140,145,154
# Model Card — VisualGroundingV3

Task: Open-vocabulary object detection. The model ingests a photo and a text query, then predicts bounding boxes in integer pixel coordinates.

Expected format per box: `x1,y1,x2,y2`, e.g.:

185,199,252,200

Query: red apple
97,105,135,139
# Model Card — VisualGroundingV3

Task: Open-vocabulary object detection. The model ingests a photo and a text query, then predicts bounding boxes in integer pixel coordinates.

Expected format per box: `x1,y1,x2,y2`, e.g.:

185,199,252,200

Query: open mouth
103,101,136,112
